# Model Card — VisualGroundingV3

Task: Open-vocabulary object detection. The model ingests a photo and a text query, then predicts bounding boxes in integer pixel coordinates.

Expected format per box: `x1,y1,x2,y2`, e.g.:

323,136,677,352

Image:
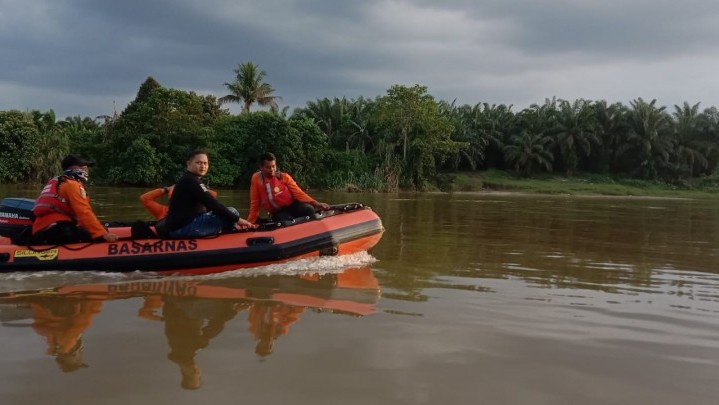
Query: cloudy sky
2,0,719,119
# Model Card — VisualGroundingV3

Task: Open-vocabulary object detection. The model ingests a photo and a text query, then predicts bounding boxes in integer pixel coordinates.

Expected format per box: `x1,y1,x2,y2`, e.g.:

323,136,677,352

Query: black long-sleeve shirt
164,171,240,232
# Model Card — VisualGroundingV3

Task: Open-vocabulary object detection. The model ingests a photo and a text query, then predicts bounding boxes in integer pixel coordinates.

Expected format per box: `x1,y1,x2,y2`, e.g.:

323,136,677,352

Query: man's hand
236,218,255,229
315,202,330,211
102,233,119,242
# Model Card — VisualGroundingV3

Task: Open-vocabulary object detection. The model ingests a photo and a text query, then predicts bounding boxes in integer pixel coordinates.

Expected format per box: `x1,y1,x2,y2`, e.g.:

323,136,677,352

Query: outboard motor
0,198,35,239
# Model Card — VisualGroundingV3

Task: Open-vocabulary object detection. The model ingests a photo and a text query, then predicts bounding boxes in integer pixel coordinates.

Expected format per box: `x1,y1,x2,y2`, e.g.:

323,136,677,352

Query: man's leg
35,222,93,244
221,208,241,232
271,201,316,223
270,210,294,223
169,213,223,238
287,201,316,217
169,208,239,238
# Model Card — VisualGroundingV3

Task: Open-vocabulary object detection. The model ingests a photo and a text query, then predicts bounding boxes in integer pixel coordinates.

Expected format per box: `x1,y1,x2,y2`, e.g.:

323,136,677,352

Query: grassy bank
440,169,719,199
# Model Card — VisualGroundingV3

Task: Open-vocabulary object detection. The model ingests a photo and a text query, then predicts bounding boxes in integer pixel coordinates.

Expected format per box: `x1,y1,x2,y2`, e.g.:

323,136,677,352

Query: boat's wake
0,251,379,293
199,251,379,280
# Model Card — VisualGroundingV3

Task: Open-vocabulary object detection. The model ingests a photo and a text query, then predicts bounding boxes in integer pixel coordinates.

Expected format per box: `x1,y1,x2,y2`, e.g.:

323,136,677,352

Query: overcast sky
2,0,719,119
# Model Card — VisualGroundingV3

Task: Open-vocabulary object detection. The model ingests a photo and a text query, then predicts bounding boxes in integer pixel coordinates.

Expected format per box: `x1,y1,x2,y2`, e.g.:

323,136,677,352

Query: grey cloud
1,0,719,119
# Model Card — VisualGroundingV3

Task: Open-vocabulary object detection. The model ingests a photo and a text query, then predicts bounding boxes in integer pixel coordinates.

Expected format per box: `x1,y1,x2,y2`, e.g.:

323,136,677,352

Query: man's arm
247,173,261,223
140,188,168,220
282,173,315,203
192,181,240,224
63,182,111,239
282,173,329,210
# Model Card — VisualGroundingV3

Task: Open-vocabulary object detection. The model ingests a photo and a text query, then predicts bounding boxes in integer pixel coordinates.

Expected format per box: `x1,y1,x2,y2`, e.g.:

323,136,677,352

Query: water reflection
367,193,719,301
0,266,380,389
3,188,719,402
24,297,99,372
161,297,241,389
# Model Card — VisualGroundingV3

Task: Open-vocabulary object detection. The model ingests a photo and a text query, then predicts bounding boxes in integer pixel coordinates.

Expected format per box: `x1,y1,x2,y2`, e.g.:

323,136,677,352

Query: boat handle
247,237,275,246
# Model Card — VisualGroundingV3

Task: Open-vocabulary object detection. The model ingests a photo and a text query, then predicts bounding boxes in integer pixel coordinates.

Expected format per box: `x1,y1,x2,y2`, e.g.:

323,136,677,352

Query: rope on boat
7,202,369,253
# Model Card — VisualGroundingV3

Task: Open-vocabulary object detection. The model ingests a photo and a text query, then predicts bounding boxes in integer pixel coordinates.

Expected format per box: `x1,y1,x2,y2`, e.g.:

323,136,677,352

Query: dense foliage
2,68,719,191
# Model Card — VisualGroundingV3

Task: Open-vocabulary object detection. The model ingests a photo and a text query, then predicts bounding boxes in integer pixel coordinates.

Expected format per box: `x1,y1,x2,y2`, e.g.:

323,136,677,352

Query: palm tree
451,102,515,171
345,97,375,153
697,106,719,174
554,99,598,176
29,110,70,181
503,130,554,176
269,105,291,119
591,100,627,173
219,62,281,113
298,97,349,144
618,98,673,179
514,100,557,170
672,102,708,177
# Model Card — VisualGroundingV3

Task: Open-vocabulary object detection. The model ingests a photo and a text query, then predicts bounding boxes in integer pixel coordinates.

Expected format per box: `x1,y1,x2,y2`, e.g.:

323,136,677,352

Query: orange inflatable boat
0,202,383,275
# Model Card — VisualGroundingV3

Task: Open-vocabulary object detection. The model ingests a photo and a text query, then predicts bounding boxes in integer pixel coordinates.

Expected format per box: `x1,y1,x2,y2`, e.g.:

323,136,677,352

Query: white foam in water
0,270,128,294
0,251,379,292
198,251,379,280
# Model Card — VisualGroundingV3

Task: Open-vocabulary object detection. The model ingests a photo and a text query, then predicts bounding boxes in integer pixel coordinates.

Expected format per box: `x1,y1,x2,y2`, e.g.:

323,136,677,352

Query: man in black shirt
163,150,252,238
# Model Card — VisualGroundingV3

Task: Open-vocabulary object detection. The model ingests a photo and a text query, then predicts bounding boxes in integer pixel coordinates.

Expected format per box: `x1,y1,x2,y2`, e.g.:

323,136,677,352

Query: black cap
56,353,88,372
54,339,88,372
61,155,94,170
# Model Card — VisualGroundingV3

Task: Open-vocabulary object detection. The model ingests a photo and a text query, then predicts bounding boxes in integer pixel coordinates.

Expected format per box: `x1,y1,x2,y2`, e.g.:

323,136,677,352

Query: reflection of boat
0,266,381,381
0,266,381,317
0,201,383,274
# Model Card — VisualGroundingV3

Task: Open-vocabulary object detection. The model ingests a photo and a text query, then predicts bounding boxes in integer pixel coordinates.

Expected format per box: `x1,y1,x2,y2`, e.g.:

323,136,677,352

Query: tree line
1,62,718,191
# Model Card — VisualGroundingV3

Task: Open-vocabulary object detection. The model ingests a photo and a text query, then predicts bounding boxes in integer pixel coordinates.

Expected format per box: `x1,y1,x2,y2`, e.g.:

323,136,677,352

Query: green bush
0,111,40,182
316,150,384,191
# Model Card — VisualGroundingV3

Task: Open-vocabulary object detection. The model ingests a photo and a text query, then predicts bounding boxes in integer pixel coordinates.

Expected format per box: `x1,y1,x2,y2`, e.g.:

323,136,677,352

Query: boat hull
0,206,384,274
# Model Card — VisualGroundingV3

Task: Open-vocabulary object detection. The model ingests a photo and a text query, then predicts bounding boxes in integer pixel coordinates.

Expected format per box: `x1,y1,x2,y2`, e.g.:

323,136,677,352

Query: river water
0,186,718,404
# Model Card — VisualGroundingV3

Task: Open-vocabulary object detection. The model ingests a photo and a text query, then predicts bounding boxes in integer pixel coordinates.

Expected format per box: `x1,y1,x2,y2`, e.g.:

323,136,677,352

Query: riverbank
3,168,719,201
440,169,719,200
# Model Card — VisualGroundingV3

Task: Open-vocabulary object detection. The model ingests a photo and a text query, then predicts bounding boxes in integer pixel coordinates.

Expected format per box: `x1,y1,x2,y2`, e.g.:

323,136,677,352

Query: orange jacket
31,300,102,355
300,267,379,289
138,295,164,321
32,178,108,238
140,187,217,220
247,172,316,223
248,303,304,342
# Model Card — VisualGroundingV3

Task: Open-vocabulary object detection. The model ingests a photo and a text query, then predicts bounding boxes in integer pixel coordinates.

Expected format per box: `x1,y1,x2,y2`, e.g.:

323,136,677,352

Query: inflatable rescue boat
0,198,383,274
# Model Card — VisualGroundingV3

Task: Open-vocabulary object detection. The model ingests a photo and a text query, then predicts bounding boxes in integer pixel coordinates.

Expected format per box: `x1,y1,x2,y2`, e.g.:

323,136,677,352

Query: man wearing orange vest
247,152,329,224
30,297,102,372
247,301,304,357
32,155,119,244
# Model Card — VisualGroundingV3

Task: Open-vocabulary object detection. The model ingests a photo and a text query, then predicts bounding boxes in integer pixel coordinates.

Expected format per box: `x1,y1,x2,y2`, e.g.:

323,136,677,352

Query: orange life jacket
32,176,76,220
259,171,294,213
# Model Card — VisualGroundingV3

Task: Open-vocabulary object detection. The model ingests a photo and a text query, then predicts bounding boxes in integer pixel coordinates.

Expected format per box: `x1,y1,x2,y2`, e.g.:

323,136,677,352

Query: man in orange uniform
139,186,217,220
247,301,304,357
247,152,330,224
32,155,119,244
30,297,103,372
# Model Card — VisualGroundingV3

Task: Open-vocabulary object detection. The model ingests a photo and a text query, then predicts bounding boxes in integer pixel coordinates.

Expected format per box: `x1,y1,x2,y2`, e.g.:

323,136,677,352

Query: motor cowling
0,198,34,239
